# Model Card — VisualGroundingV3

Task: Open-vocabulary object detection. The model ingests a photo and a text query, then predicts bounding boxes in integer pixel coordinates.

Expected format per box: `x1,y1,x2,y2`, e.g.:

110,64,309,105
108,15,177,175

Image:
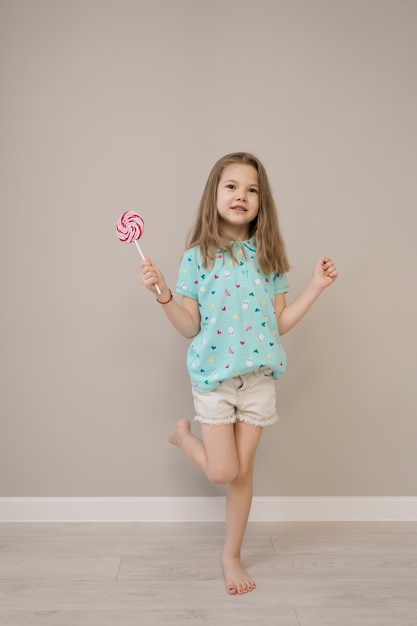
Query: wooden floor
0,521,417,625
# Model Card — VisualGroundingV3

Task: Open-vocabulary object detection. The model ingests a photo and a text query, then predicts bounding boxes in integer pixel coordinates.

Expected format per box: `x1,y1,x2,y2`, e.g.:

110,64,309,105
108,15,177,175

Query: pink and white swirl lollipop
116,211,161,294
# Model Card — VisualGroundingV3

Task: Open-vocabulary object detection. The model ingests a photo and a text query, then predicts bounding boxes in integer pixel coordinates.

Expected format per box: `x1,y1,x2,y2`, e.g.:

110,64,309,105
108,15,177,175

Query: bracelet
156,289,173,304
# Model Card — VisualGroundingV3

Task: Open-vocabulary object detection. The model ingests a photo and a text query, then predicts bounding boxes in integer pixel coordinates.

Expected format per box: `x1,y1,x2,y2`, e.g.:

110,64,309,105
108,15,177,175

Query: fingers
322,257,338,279
141,257,162,292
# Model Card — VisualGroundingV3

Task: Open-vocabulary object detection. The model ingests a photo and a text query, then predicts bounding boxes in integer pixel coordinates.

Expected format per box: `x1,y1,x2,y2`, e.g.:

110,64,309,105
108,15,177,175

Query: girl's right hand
140,257,167,297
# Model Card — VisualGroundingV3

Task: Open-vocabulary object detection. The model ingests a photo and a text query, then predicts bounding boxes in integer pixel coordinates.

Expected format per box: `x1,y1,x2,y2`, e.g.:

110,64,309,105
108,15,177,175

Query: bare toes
223,559,256,596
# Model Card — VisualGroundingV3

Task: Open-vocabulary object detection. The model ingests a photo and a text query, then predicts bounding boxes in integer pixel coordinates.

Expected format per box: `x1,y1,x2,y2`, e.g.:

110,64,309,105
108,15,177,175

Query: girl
141,152,338,596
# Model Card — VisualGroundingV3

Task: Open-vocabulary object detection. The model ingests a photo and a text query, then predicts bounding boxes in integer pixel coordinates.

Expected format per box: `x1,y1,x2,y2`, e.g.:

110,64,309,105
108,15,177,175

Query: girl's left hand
312,257,338,290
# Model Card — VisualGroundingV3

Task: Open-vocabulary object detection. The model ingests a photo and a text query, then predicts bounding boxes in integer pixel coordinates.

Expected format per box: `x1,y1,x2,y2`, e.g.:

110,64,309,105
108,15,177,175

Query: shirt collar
218,236,257,253
241,236,256,252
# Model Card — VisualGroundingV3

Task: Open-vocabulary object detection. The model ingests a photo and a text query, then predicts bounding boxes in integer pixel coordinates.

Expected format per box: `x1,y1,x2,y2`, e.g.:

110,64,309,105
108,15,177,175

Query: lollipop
116,211,161,294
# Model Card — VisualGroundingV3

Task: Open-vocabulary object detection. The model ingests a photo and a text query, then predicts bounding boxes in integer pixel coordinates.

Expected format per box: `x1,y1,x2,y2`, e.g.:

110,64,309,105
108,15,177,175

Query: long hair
186,152,290,275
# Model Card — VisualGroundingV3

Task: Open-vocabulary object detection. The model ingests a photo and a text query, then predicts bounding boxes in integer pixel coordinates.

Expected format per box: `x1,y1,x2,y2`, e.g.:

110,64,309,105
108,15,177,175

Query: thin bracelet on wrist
156,289,173,304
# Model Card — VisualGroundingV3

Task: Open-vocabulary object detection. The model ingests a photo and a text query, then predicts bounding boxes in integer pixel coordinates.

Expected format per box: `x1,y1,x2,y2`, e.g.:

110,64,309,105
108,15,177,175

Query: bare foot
167,419,191,447
223,556,256,595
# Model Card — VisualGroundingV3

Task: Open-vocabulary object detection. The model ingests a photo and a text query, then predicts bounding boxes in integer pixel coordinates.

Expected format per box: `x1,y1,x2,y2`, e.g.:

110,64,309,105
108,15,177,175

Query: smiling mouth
231,206,247,212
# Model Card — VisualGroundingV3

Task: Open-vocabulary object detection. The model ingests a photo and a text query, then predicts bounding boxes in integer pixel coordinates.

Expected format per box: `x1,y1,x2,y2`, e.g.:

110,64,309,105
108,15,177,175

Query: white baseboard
1,497,417,522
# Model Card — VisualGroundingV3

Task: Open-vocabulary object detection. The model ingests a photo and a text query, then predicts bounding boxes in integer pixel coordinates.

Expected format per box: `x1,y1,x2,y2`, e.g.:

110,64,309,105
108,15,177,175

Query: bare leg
222,422,263,595
169,418,263,594
168,419,239,484
168,419,208,475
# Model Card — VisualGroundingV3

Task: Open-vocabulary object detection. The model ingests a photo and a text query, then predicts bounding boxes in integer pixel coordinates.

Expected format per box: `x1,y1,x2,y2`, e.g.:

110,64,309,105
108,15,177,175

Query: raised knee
207,465,239,485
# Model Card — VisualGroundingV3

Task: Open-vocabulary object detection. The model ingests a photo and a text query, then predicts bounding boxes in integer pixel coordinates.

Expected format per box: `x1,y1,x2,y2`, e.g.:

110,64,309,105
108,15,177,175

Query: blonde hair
186,152,290,275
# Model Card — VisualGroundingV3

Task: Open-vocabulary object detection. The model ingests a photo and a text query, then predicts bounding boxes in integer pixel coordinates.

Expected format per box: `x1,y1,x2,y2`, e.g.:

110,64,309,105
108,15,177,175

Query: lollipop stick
134,240,161,295
134,239,146,261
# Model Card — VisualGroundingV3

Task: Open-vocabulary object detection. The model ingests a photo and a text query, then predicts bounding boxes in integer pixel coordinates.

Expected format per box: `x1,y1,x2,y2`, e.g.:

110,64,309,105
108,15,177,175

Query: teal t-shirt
176,238,289,392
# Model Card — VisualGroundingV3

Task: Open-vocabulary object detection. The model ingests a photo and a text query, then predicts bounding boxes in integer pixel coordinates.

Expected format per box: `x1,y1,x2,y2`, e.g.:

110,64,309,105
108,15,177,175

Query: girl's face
216,163,260,240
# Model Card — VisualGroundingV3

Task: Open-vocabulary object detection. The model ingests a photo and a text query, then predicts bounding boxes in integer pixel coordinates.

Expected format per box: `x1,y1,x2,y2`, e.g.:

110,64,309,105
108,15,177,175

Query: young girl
141,152,338,596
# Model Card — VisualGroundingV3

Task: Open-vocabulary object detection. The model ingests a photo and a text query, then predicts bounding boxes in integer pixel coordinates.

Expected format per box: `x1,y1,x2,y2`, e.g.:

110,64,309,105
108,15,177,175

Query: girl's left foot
167,419,191,447
222,556,256,595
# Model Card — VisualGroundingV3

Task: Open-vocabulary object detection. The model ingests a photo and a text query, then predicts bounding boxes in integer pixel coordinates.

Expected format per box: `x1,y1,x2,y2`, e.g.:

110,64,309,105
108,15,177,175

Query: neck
221,226,251,242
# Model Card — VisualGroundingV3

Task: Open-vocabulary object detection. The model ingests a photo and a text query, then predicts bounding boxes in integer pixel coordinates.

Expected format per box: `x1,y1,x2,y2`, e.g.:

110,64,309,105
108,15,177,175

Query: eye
226,184,236,190
248,188,258,194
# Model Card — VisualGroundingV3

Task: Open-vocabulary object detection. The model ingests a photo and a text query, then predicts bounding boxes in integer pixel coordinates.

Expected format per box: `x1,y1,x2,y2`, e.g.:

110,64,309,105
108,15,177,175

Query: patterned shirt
175,238,289,392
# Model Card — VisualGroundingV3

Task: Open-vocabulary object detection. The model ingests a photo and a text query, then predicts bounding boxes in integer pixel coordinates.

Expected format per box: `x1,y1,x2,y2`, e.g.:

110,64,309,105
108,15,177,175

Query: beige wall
1,0,416,497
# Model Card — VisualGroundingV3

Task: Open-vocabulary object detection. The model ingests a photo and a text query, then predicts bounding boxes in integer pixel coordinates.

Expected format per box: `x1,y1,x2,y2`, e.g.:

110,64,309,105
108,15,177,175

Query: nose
236,188,247,201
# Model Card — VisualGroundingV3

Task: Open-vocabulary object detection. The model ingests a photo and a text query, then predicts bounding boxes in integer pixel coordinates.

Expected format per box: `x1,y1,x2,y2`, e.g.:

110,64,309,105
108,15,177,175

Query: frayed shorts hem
194,413,278,428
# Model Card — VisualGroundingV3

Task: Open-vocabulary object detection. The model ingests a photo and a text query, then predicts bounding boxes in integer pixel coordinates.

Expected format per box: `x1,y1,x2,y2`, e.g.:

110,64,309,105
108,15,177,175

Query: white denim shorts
192,367,278,428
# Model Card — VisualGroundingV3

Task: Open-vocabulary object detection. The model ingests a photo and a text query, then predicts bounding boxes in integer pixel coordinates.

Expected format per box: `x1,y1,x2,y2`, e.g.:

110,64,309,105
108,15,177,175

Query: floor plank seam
115,557,122,582
268,533,277,555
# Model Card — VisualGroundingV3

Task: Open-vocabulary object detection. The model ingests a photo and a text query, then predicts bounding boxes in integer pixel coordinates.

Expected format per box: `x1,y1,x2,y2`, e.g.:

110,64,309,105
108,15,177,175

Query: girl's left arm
275,257,338,335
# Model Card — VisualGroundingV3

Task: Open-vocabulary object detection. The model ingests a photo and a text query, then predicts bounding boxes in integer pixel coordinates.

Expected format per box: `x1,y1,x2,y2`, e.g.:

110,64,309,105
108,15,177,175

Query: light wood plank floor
0,522,417,625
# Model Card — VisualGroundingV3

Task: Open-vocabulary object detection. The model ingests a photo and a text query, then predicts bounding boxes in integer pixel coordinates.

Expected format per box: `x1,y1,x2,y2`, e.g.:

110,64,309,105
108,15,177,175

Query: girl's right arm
140,258,200,339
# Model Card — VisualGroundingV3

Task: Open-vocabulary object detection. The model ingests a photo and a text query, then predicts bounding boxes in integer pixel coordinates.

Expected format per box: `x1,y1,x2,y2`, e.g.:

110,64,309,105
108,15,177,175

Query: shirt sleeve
273,272,289,295
176,248,199,299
